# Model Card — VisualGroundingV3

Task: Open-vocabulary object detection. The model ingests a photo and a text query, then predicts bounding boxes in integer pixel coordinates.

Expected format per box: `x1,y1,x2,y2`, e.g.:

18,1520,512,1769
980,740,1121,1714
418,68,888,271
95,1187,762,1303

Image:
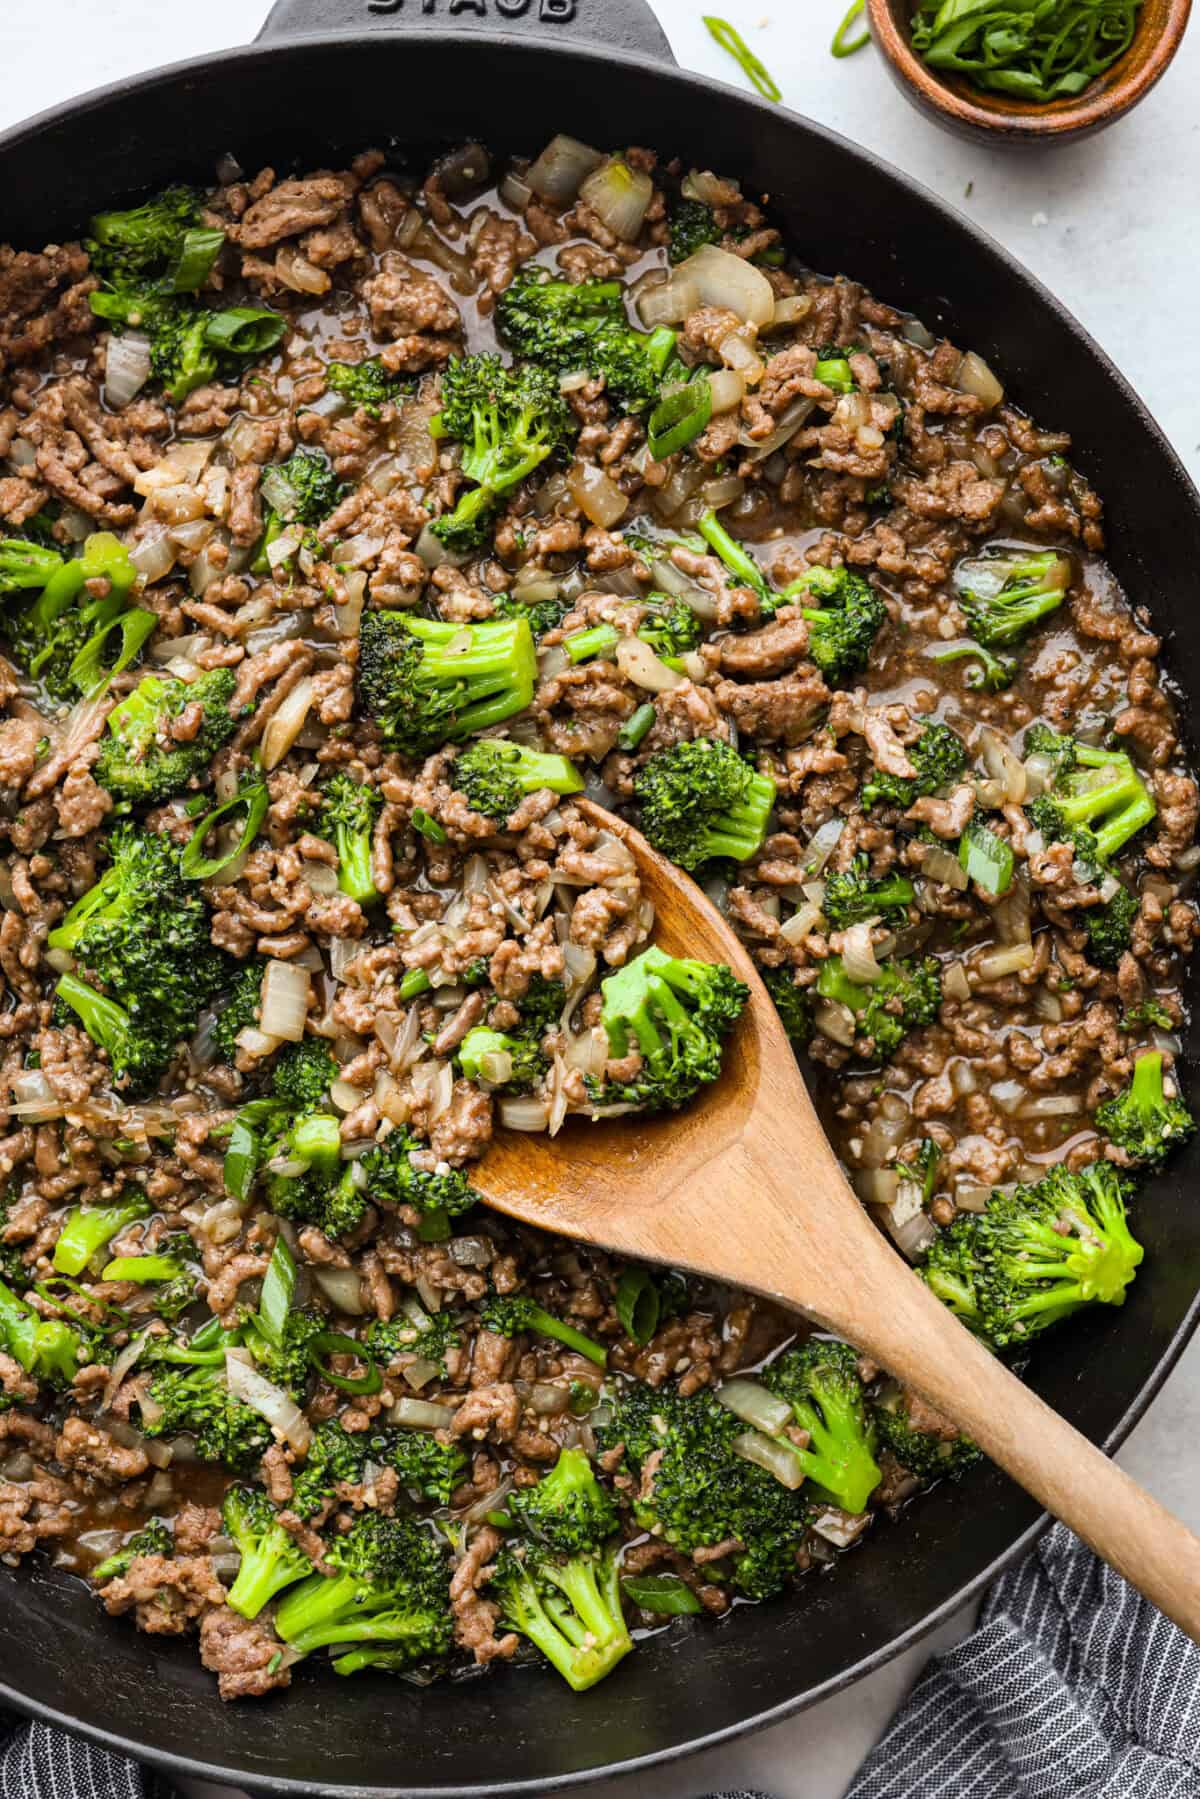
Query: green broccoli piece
290,1419,369,1521
264,1111,366,1243
326,356,408,418
637,595,703,659
1121,998,1175,1033
95,670,240,806
760,1339,882,1513
357,610,537,757
315,772,382,907
430,354,573,549
453,737,583,822
861,721,968,812
222,1485,314,1619
2,530,152,702
1095,1050,1194,1169
86,186,209,286
381,1429,469,1505
263,449,343,527
928,639,1017,692
922,1161,1143,1348
895,1138,942,1204
0,538,66,595
91,1516,174,1585
815,954,941,1061
515,975,566,1039
491,588,569,640
211,963,264,1064
363,1304,462,1378
1084,884,1138,970
589,944,749,1115
669,199,721,263
953,547,1071,648
140,1362,272,1468
479,1292,607,1369
0,1276,89,1389
0,1189,33,1291
355,1133,480,1242
245,1308,326,1400
1025,730,1156,868
779,565,886,685
496,271,674,414
48,824,228,1090
271,1038,338,1110
697,510,776,613
873,1383,981,1480
509,1445,620,1550
274,1511,453,1669
762,968,813,1049
822,853,915,930
634,738,776,872
458,1026,548,1096
52,1193,149,1277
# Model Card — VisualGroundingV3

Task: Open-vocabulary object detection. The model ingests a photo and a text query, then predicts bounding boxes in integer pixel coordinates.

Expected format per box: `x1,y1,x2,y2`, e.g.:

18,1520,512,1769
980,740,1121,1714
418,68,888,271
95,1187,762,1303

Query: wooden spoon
474,799,1200,1637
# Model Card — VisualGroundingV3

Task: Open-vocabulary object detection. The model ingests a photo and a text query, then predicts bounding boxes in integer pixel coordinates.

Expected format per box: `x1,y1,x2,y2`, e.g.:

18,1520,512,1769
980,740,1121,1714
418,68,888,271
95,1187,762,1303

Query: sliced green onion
814,356,854,394
182,781,269,881
100,1255,186,1283
959,819,1014,897
831,0,870,56
621,1572,704,1616
257,1235,296,1349
648,380,713,461
399,968,433,1001
166,227,225,293
615,1268,660,1345
203,306,286,355
644,327,679,376
565,623,621,664
703,15,783,99
223,1114,263,1203
411,807,448,843
308,1330,382,1395
618,702,657,752
69,607,157,698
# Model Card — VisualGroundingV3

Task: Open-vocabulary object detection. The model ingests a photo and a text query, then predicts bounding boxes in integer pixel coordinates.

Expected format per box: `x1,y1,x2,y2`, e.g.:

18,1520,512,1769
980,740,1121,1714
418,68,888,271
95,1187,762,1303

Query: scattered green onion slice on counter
831,0,871,55
703,15,784,99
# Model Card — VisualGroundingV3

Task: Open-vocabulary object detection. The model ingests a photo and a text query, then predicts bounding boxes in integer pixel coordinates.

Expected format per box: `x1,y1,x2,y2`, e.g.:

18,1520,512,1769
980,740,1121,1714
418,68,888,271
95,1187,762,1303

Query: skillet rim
0,27,1198,1796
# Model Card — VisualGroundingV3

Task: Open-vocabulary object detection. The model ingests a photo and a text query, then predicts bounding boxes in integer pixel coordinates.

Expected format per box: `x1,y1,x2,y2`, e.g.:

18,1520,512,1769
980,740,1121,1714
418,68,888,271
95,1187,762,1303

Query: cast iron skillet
1,3,1198,1792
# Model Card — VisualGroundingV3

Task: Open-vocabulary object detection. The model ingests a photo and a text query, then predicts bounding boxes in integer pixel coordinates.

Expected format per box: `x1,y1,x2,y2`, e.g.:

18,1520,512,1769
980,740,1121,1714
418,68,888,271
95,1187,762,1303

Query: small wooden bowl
866,0,1192,142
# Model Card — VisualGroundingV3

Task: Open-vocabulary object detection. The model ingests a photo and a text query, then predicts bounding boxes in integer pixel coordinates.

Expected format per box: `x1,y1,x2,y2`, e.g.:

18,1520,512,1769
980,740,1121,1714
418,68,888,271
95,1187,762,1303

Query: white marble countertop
0,4,1196,1794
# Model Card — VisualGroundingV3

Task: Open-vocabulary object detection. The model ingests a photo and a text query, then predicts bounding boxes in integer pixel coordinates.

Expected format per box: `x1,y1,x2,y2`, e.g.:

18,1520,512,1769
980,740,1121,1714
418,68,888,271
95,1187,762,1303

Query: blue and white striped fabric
846,1522,1200,1798
2,1524,1195,1799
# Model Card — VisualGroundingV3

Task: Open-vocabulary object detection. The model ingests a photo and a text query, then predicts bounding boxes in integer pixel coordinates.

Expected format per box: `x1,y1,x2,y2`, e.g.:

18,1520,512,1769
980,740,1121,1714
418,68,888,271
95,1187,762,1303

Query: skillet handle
257,0,676,62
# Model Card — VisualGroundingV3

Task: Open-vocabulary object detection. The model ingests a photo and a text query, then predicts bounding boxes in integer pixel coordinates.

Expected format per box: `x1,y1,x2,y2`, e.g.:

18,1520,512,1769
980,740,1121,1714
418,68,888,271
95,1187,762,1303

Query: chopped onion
104,332,152,409
741,395,814,461
886,1209,937,1262
921,843,970,891
771,295,811,327
330,1078,367,1114
942,960,971,1002
579,159,652,242
978,726,1026,804
720,328,764,383
956,1185,991,1214
841,922,883,984
1018,1093,1083,1119
260,959,311,1043
634,270,699,329
568,462,628,529
991,1079,1027,1116
780,901,822,945
708,369,747,415
9,1069,63,1122
675,243,775,327
811,1507,872,1546
100,1329,151,1412
499,171,533,213
957,350,1004,409
700,473,745,512
129,531,178,585
527,134,603,203
498,1095,552,1131
814,999,857,1048
732,1428,805,1490
649,556,719,619
390,1397,457,1430
616,634,683,693
311,1266,366,1315
802,816,846,877
976,943,1035,981
225,1351,311,1453
334,531,385,571
260,677,313,771
717,1378,793,1437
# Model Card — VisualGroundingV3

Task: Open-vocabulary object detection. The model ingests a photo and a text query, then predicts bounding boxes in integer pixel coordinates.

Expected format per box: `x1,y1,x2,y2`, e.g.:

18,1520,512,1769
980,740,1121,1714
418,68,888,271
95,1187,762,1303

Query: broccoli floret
48,824,228,1090
326,356,407,418
222,1485,314,1619
357,610,536,757
265,1112,367,1243
0,1189,33,1291
0,1276,90,1389
140,1362,272,1468
762,968,813,1049
588,944,748,1115
0,537,66,596
355,1133,480,1242
458,1026,548,1096
929,638,1017,692
697,510,777,613
315,772,382,907
1095,1050,1194,1169
669,199,721,263
431,355,574,549
290,1419,369,1521
634,738,775,871
381,1429,468,1505
479,1293,607,1369
453,737,582,822
1122,998,1175,1033
86,186,207,285
2,530,151,702
515,974,566,1039
211,963,264,1064
779,565,886,685
637,595,703,659
496,271,673,414
861,721,968,812
597,1382,806,1601
815,954,941,1062
265,449,343,527
363,1304,462,1378
1084,884,1138,970
760,1340,881,1513
1025,733,1155,869
491,588,569,640
822,853,915,930
52,1193,149,1277
509,1445,620,1551
91,1516,174,1585
873,1383,981,1481
271,1038,338,1109
953,547,1071,648
922,1161,1143,1349
245,1308,326,1400
95,670,240,806
274,1511,453,1669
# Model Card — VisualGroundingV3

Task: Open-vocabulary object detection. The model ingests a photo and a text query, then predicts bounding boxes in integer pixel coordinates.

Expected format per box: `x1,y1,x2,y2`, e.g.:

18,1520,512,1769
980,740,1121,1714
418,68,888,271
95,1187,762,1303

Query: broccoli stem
565,624,620,664
698,510,774,609
53,1194,149,1276
524,1303,608,1369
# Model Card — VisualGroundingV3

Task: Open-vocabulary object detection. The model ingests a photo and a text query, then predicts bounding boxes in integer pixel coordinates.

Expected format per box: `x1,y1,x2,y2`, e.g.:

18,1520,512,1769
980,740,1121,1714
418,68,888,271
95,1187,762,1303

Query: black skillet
1,2,1198,1792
